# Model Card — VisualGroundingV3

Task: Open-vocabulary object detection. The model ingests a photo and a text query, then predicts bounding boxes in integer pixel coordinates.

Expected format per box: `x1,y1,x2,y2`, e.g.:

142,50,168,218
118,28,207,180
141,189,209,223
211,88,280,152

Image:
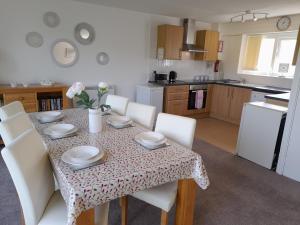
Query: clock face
277,16,291,31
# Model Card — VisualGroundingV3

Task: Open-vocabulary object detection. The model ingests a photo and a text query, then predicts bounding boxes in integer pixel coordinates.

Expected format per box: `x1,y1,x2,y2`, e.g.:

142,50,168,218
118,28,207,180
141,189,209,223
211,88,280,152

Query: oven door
188,85,208,110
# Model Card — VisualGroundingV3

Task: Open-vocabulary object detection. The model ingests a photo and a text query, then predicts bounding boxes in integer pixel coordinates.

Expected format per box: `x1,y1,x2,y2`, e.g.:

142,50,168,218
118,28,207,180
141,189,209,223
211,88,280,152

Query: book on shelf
38,97,63,111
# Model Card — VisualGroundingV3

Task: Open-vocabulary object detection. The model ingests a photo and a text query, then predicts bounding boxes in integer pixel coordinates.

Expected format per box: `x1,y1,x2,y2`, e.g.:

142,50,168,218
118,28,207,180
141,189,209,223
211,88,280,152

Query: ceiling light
241,16,245,23
230,10,268,23
253,14,258,22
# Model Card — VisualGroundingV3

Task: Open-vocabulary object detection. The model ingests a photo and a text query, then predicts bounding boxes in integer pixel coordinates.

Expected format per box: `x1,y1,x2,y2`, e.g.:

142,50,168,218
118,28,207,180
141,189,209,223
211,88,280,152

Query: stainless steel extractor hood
182,18,207,53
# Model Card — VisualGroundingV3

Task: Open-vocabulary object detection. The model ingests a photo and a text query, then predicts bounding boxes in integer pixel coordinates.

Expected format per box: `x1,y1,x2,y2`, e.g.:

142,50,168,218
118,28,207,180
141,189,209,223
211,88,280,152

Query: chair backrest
126,102,156,129
106,95,129,115
155,113,196,149
0,112,34,145
0,101,25,120
1,129,55,225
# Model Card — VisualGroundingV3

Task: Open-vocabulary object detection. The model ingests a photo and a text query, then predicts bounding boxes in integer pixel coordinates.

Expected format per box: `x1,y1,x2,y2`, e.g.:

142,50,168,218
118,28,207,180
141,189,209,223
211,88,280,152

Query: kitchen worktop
265,93,290,102
149,79,291,94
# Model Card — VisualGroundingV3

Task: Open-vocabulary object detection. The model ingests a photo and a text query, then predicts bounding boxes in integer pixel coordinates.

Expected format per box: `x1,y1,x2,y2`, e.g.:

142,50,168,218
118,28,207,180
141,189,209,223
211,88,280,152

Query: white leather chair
121,113,196,225
154,113,196,149
105,95,129,115
126,102,156,129
0,112,34,145
1,129,67,225
0,101,25,120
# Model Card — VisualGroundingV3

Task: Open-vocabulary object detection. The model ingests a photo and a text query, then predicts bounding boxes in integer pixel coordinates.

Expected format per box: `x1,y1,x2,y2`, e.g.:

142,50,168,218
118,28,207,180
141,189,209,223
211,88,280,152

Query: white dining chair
0,112,34,145
121,113,196,225
105,95,129,115
0,101,25,120
126,102,156,129
1,128,67,225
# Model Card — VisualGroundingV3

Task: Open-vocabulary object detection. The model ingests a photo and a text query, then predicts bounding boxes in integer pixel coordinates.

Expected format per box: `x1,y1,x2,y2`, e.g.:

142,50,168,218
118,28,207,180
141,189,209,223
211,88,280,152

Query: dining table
30,108,210,225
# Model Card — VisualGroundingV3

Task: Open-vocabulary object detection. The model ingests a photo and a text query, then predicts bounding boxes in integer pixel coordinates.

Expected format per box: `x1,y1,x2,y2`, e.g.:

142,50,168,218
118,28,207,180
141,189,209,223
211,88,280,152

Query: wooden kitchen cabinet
164,85,189,116
210,85,231,120
157,25,184,60
228,87,252,124
195,30,219,61
210,84,251,125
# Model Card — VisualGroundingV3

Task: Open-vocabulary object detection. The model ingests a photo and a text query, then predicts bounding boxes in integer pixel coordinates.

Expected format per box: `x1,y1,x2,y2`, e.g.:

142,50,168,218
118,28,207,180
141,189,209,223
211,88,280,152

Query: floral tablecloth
30,109,209,225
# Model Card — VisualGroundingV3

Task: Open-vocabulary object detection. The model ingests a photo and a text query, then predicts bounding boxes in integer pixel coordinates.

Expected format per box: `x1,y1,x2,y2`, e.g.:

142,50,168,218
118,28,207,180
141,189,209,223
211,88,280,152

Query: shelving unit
37,92,64,111
0,84,72,145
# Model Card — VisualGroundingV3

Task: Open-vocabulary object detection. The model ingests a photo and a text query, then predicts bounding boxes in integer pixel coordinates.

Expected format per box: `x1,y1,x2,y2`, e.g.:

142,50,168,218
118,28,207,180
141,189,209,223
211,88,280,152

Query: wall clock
276,16,291,31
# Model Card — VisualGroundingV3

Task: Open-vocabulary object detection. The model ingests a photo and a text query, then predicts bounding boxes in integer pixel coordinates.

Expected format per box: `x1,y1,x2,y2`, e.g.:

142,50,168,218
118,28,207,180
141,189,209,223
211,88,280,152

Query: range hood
182,18,207,53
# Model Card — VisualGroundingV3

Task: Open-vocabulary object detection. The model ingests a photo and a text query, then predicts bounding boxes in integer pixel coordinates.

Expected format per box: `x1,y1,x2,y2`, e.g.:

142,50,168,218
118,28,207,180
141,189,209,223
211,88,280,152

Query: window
240,32,297,78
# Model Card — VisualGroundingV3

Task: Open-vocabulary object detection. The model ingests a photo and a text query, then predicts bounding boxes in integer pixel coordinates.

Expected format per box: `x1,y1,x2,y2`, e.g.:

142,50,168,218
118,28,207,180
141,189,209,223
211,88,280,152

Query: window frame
239,31,297,78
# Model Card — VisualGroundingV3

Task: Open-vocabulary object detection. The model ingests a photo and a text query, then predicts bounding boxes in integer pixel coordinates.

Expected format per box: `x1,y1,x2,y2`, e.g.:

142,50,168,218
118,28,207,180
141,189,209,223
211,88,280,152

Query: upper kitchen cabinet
157,25,184,60
195,30,219,61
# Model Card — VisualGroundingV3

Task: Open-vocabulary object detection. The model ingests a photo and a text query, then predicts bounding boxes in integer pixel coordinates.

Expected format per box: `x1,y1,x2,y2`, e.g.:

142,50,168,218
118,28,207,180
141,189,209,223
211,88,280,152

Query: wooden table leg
120,196,128,225
175,179,197,225
77,208,95,225
20,209,26,225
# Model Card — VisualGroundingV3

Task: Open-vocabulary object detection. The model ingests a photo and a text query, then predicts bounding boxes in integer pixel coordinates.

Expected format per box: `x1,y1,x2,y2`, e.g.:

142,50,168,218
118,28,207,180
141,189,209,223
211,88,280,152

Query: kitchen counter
149,79,291,94
265,93,290,102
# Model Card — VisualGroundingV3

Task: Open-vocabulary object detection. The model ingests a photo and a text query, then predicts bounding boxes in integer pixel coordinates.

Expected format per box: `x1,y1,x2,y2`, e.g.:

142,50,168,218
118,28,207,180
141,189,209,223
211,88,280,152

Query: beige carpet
1,139,300,225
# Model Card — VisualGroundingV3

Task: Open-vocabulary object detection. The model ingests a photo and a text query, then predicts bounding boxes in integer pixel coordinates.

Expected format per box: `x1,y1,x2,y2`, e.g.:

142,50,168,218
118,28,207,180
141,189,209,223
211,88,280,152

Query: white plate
62,146,105,166
107,116,132,128
43,124,77,136
135,132,167,150
36,111,63,123
67,146,100,163
108,116,131,124
135,132,165,145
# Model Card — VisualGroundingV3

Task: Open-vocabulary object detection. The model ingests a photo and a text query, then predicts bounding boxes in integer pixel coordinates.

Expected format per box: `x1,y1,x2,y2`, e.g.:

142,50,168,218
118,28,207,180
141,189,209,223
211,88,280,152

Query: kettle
169,71,177,83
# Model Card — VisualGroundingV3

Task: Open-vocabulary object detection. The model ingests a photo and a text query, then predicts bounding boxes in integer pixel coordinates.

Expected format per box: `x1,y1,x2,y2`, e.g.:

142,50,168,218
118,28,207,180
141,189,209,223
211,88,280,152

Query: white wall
219,14,300,89
0,0,212,100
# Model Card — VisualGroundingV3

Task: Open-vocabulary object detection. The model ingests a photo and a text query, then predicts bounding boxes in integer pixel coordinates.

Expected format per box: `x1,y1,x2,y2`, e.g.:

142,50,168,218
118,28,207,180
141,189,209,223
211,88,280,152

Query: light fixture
230,10,268,23
253,14,258,22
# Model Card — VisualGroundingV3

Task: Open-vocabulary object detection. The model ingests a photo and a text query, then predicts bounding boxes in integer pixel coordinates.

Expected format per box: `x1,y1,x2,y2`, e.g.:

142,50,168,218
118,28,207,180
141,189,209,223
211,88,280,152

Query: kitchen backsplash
149,59,215,81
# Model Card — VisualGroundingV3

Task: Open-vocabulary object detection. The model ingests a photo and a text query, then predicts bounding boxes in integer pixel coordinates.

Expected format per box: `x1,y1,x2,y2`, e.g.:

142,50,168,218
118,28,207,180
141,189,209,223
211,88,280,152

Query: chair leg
160,210,168,225
120,196,128,225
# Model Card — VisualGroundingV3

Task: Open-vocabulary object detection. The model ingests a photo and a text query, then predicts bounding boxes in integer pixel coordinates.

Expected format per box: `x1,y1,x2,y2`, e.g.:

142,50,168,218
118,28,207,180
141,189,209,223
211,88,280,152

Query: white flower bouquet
66,82,110,111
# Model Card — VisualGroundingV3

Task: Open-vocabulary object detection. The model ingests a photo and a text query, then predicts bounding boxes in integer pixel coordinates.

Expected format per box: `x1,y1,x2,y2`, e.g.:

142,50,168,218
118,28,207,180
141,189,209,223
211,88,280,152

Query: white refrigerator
136,84,164,118
237,102,288,169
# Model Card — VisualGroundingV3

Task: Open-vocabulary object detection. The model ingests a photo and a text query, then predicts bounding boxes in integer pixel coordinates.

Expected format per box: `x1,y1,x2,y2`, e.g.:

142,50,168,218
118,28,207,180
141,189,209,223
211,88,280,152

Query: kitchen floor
195,117,239,153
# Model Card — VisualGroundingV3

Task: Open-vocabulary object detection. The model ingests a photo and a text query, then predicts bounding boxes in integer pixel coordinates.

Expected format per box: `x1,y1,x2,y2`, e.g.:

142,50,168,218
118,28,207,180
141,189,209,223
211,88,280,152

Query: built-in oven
188,84,208,110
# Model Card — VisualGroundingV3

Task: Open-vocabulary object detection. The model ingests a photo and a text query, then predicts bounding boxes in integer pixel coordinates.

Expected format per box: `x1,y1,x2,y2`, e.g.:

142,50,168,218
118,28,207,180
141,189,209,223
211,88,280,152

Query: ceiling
75,0,300,23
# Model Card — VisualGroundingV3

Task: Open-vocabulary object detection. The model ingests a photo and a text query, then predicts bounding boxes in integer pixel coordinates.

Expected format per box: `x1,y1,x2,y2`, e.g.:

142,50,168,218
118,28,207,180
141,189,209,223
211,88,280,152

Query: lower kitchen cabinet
165,99,188,115
210,84,231,120
164,85,189,116
228,87,252,124
210,84,251,125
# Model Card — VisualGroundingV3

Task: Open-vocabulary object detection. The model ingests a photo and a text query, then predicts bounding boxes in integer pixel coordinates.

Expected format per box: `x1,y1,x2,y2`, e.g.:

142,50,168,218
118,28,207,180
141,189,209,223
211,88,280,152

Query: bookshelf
0,84,72,145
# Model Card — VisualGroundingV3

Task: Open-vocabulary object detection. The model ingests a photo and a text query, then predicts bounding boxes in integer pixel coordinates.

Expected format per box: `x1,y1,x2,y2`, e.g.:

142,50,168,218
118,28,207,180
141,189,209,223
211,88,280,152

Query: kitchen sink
218,79,241,84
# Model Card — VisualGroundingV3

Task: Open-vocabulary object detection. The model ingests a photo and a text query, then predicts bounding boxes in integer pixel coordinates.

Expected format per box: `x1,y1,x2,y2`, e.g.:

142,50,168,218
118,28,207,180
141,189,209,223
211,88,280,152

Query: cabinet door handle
231,89,234,99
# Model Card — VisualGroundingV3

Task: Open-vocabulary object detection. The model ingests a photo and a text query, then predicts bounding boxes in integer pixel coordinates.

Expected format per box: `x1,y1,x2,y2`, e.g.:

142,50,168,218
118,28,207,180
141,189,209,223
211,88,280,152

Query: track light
253,14,258,21
230,10,268,23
